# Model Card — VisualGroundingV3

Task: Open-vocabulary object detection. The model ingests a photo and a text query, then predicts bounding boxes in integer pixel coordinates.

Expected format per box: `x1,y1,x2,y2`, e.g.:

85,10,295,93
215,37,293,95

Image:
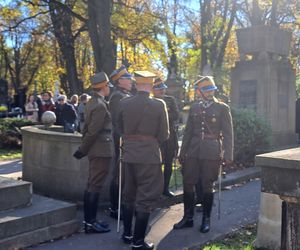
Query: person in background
108,65,134,219
77,93,90,133
70,94,79,111
40,91,55,117
55,95,77,133
70,94,79,130
152,78,179,197
25,94,39,123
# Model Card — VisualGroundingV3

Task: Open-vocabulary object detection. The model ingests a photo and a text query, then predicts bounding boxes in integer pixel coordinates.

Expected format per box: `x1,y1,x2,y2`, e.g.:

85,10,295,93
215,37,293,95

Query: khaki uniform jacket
109,87,132,135
118,91,169,164
160,95,179,160
180,99,233,161
80,92,113,158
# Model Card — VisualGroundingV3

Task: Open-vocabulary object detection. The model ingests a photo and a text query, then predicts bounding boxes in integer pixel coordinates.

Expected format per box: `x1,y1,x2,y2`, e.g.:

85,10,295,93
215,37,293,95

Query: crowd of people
24,90,91,133
71,65,233,250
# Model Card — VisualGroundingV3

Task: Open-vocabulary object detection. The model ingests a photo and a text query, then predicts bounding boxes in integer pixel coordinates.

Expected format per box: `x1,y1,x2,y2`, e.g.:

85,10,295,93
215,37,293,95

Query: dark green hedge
0,118,33,149
232,107,272,166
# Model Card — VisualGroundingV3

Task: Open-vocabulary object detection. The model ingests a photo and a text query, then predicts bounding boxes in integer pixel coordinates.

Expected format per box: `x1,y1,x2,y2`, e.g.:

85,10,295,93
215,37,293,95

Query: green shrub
0,118,33,149
232,107,272,166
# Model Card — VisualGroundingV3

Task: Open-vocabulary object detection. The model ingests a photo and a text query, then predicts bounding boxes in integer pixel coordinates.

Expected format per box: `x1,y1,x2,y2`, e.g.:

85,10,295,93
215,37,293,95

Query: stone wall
21,126,110,203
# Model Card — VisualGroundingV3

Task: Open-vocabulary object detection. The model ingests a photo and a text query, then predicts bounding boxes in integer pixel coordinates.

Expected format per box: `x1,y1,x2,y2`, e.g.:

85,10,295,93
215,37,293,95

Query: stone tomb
21,125,111,203
231,25,296,146
256,147,300,250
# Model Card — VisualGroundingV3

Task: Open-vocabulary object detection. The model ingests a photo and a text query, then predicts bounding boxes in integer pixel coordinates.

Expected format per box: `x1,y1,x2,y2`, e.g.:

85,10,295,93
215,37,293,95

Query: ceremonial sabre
173,157,178,190
117,137,123,233
218,161,225,220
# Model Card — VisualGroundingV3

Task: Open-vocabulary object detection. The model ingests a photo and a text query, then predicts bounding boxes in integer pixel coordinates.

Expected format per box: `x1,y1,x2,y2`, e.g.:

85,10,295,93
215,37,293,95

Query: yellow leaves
0,7,22,21
56,67,65,75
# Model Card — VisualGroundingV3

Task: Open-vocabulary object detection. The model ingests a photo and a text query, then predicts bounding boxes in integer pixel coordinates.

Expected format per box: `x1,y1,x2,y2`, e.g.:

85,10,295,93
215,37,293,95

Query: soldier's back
121,92,165,137
119,92,169,164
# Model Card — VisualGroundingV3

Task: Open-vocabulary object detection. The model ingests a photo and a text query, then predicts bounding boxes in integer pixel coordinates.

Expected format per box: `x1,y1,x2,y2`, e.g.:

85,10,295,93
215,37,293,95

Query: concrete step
0,176,32,211
0,194,79,245
0,219,79,250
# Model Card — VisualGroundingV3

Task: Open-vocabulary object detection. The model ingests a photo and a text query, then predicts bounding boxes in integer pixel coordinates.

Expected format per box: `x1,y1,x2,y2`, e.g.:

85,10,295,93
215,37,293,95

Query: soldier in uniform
73,72,114,234
118,71,169,250
108,65,134,219
173,76,233,233
152,78,179,197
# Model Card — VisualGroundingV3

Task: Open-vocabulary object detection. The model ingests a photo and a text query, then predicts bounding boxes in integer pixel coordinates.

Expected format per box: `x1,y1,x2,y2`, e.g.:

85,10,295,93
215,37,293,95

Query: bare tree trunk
200,0,211,73
48,0,82,95
87,0,115,74
270,0,278,26
215,1,236,69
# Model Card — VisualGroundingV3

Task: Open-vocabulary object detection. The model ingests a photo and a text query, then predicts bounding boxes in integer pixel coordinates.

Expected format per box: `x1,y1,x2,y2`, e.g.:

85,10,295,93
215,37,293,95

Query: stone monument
256,147,300,250
231,25,297,146
165,70,184,109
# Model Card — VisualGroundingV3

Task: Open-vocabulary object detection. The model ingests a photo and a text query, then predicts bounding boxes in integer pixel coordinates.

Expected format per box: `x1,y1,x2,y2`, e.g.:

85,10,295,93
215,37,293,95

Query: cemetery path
0,159,22,179
26,180,260,250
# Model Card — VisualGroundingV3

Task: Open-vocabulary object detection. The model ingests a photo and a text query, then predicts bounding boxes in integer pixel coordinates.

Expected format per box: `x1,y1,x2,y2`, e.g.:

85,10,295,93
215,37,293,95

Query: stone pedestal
256,192,281,250
165,77,184,108
21,125,111,203
231,25,297,146
256,147,300,250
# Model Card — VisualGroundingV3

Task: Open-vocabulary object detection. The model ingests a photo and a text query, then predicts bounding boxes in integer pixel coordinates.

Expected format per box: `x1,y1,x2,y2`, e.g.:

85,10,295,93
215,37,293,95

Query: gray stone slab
236,26,291,56
0,194,77,239
0,176,32,211
256,147,300,169
219,166,261,187
0,219,79,250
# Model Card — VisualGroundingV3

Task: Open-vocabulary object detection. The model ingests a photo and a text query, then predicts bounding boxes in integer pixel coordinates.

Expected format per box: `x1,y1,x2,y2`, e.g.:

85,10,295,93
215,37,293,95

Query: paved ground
24,180,260,250
0,159,261,250
0,159,22,179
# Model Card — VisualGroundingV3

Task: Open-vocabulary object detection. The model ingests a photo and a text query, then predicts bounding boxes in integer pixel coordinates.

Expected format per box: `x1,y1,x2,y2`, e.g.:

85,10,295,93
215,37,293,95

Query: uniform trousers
87,156,111,193
183,158,219,193
123,163,163,213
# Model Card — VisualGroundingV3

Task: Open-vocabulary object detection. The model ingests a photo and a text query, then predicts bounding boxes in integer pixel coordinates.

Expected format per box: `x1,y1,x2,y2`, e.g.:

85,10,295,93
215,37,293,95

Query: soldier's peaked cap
134,71,156,84
153,82,168,90
90,72,112,89
109,65,133,82
194,76,217,92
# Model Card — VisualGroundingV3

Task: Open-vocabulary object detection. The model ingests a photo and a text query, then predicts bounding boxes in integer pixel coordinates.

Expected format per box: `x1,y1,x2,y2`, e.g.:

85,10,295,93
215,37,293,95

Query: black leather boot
132,212,154,250
163,162,174,197
173,192,194,229
200,193,214,233
83,191,110,234
109,181,123,220
122,204,134,244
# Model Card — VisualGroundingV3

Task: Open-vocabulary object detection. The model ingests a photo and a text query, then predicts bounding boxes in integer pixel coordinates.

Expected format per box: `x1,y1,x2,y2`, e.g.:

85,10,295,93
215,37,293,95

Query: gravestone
256,148,300,250
231,25,297,146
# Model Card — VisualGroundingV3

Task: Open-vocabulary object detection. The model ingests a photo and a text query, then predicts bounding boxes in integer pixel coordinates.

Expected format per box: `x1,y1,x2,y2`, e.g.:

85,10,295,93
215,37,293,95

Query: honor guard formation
73,66,234,250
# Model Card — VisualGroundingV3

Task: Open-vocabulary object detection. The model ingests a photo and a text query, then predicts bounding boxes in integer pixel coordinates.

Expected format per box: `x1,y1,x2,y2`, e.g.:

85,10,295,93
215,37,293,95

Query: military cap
194,76,217,92
90,72,112,89
153,82,168,90
134,71,156,84
154,76,164,85
109,65,133,82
